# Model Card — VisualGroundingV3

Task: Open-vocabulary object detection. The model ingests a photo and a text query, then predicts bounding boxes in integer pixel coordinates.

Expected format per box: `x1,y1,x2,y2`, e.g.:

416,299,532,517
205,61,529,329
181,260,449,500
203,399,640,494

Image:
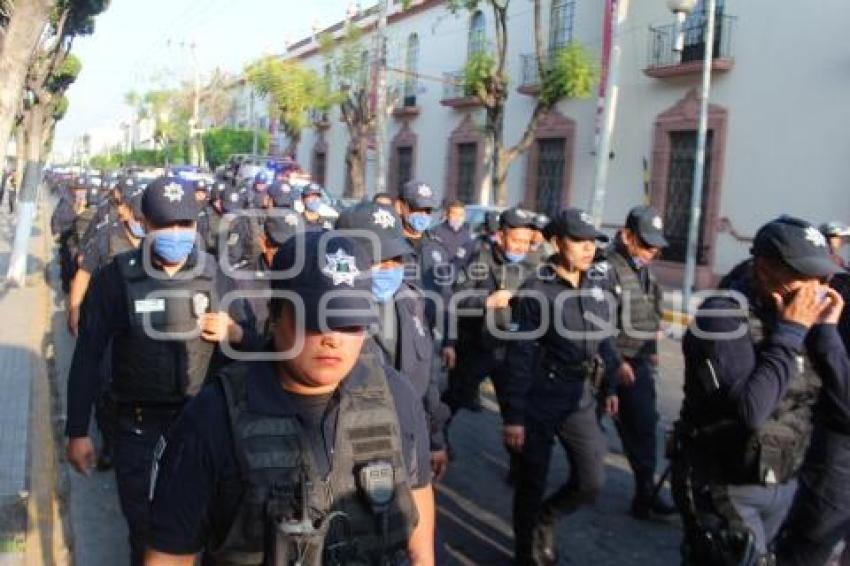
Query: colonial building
281,0,850,287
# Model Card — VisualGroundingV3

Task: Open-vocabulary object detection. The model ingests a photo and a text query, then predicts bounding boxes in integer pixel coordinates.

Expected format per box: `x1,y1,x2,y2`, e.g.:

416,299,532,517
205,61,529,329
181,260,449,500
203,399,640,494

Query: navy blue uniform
504,260,620,561
147,360,431,556
404,233,452,339
432,221,473,267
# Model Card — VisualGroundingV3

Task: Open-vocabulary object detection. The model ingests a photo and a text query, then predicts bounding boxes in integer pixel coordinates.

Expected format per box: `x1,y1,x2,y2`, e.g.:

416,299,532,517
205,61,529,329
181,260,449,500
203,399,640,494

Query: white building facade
284,0,850,287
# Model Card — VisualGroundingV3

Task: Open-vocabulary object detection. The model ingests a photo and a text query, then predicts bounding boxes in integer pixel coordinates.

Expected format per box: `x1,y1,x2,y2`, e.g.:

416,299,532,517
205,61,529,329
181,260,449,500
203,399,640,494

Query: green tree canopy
202,127,268,169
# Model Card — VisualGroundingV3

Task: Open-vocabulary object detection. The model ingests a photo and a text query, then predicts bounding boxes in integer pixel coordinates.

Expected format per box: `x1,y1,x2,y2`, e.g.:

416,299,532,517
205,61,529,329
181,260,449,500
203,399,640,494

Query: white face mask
448,218,464,232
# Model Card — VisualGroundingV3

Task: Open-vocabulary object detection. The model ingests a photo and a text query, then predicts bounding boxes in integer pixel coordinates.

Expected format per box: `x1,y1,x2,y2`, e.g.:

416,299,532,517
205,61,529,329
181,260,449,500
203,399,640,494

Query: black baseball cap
141,176,199,225
264,211,304,247
221,186,246,213
625,205,669,248
268,182,295,208
271,231,377,331
752,216,841,277
335,201,413,262
400,180,439,209
499,207,538,230
546,208,609,242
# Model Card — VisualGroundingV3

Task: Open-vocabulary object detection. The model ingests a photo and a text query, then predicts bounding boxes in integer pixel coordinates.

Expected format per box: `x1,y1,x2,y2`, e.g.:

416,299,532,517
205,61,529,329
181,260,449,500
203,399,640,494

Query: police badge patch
323,248,361,286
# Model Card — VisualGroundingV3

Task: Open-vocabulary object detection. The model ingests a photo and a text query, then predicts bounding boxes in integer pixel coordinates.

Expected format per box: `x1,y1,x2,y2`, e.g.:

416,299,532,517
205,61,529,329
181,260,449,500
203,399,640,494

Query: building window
662,130,713,264
313,151,326,187
395,146,413,194
549,0,575,51
404,33,419,107
534,138,566,213
468,10,486,56
456,142,477,203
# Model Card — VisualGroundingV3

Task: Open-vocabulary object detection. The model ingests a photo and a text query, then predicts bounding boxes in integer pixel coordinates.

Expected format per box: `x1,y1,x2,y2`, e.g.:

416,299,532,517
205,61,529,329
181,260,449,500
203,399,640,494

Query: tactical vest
462,246,529,345
605,250,661,359
682,307,821,485
111,249,217,404
210,359,419,566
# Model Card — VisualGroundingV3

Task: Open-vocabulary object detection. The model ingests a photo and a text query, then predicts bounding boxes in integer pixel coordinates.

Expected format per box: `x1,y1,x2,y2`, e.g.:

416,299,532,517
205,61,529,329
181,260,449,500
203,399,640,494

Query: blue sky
54,0,351,154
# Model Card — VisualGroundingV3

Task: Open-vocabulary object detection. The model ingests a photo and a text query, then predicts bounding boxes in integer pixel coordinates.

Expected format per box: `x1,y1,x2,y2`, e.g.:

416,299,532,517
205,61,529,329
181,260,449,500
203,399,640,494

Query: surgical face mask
305,199,322,213
152,230,196,263
371,266,404,303
407,212,432,233
504,251,527,264
448,218,464,232
127,220,145,238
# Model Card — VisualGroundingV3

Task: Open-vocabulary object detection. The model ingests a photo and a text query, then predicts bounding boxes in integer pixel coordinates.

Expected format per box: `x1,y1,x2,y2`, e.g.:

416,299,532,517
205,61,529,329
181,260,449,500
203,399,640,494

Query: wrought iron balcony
519,52,553,95
645,13,736,78
440,70,481,109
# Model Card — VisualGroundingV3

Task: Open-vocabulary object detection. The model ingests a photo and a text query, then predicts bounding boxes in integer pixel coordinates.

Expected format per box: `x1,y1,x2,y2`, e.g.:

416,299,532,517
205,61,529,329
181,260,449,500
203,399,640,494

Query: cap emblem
417,184,433,198
373,208,396,229
805,226,827,248
651,216,663,230
284,214,299,227
323,248,361,287
163,182,184,203
579,211,593,225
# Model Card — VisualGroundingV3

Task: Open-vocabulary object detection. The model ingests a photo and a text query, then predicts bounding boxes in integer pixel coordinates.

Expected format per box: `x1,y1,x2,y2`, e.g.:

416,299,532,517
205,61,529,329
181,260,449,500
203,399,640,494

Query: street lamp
667,0,698,52
667,0,716,315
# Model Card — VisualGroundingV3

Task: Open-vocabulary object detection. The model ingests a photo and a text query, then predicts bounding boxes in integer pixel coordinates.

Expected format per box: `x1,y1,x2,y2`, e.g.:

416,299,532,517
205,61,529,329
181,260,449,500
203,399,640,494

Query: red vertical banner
594,0,615,152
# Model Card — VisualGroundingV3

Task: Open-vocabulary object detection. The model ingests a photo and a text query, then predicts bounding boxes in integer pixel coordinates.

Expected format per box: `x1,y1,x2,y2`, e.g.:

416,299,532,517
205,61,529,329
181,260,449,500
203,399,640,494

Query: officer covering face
672,216,848,564
146,231,436,565
64,176,253,566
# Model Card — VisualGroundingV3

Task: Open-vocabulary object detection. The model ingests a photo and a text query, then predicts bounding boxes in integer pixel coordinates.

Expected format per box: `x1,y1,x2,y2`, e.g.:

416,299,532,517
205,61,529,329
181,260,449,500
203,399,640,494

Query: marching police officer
336,201,451,479
603,205,676,519
219,184,255,269
432,199,473,267
301,183,333,231
671,216,847,564
819,221,850,270
51,181,85,292
394,180,454,368
502,208,620,565
146,231,436,565
444,207,538,416
65,176,253,565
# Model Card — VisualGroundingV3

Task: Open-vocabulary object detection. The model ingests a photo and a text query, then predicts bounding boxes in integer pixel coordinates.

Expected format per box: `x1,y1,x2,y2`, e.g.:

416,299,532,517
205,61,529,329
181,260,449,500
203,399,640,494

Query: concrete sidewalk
0,198,69,566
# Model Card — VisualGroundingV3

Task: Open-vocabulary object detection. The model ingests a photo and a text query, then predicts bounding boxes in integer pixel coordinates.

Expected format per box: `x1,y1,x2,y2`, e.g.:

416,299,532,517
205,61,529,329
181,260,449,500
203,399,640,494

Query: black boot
531,515,559,566
630,477,677,520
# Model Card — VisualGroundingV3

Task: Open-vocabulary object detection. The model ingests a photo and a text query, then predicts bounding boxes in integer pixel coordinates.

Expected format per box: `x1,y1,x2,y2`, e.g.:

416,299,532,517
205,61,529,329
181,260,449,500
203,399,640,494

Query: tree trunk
346,140,366,199
0,0,55,162
284,131,300,160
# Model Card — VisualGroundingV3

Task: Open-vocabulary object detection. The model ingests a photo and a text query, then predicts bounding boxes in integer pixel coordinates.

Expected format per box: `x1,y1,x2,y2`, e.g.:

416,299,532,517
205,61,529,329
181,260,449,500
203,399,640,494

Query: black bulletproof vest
107,222,136,261
111,249,217,404
210,358,419,566
605,250,661,358
682,305,821,485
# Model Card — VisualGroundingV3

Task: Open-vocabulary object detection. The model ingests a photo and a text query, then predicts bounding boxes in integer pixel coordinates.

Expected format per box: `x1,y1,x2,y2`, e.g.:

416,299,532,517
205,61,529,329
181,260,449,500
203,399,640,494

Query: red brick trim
445,114,485,203
649,89,729,290
388,121,418,197
522,110,576,211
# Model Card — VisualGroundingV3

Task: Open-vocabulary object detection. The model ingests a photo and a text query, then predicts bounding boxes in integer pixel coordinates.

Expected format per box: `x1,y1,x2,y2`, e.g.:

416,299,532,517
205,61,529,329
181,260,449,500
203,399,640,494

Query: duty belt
540,356,595,382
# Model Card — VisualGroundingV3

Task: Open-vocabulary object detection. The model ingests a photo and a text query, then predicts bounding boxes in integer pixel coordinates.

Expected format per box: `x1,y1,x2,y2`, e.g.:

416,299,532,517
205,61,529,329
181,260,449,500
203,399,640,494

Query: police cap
400,180,439,210
271,231,377,331
546,208,609,242
221,186,245,213
335,201,413,262
499,207,537,230
268,182,294,208
820,221,850,238
141,176,199,225
264,211,303,247
625,205,669,248
752,216,841,277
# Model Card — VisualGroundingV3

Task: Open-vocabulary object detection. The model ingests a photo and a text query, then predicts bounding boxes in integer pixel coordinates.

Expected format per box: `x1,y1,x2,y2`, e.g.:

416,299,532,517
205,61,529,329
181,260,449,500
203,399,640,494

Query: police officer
432,200,473,267
394,180,454,368
302,183,333,230
336,201,451,480
267,179,295,209
234,210,305,343
502,208,620,565
671,216,846,564
200,180,227,256
444,207,538,417
146,231,436,565
67,179,101,267
81,176,126,245
219,184,256,269
51,181,85,292
603,205,677,519
64,176,253,565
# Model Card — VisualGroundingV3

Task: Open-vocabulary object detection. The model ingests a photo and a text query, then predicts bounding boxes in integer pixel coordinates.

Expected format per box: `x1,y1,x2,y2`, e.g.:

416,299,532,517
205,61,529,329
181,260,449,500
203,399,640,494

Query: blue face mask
127,220,145,238
407,212,432,233
152,230,196,263
504,251,527,264
371,266,404,303
305,199,322,213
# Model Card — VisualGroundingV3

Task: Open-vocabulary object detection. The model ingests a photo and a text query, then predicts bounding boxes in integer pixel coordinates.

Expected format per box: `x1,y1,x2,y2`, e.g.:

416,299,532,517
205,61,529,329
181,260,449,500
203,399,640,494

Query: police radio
357,460,395,512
